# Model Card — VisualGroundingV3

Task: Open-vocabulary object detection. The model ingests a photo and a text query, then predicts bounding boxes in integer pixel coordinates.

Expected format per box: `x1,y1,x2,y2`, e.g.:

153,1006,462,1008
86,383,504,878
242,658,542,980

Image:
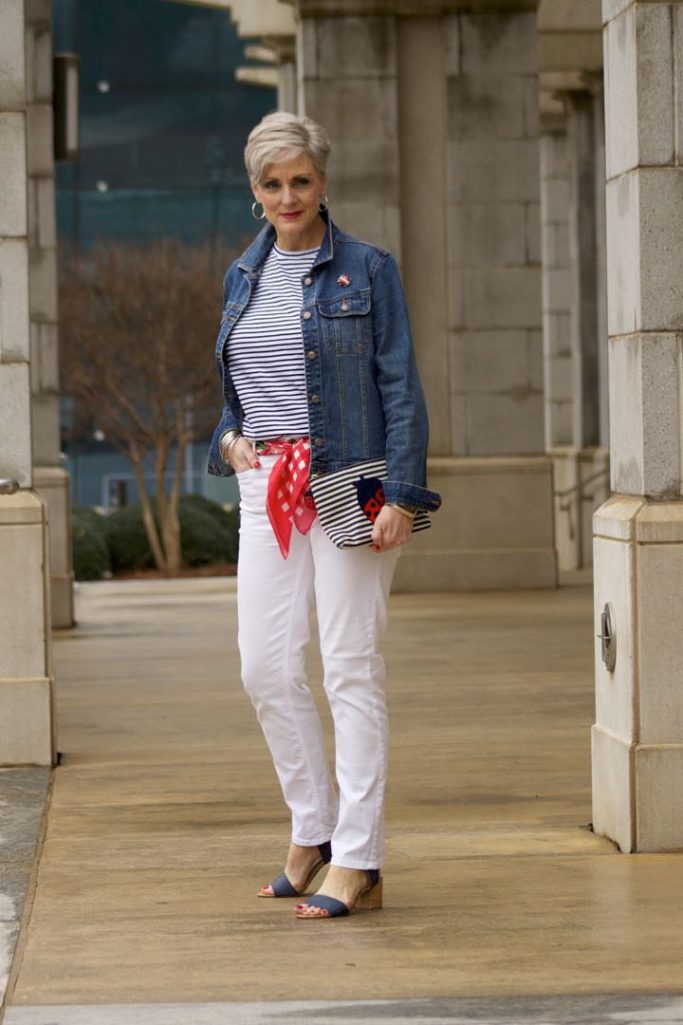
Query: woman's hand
371,504,413,552
227,437,261,472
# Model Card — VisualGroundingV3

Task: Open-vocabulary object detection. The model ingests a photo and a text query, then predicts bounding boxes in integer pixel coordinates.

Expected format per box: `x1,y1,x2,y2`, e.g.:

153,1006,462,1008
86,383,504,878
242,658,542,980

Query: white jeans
236,454,400,869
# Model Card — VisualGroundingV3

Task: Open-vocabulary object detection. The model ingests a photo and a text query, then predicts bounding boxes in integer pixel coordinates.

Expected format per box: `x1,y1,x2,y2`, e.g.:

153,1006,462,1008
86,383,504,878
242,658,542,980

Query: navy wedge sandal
258,840,332,898
294,869,382,918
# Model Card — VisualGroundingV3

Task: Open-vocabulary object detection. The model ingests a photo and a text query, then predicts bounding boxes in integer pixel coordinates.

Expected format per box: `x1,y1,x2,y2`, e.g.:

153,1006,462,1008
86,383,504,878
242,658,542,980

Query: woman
208,112,440,919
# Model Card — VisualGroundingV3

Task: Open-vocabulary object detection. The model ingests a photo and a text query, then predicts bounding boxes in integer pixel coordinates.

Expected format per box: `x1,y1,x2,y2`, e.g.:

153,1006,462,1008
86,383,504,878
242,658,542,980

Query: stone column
546,89,610,572
592,77,609,455
434,4,556,588
567,91,599,450
541,123,572,453
592,0,683,851
584,76,611,570
294,0,556,589
540,120,578,568
297,7,401,257
26,0,74,628
396,16,450,457
0,0,55,765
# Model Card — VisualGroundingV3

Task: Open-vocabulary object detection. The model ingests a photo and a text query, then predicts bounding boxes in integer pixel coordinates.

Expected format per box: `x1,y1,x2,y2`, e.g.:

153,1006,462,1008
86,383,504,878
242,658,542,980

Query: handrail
0,478,19,495
554,466,609,501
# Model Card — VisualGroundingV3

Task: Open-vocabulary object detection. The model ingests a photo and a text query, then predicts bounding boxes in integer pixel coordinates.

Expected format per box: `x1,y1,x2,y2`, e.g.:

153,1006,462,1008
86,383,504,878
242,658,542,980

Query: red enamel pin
337,274,351,287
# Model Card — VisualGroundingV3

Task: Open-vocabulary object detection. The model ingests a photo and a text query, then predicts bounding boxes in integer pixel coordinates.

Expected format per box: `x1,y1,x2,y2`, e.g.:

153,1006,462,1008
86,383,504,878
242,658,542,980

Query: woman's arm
206,264,244,478
371,253,441,513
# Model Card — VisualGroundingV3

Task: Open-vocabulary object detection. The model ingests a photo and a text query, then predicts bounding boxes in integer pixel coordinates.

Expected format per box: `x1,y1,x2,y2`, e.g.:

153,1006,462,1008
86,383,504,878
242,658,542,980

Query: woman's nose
282,186,296,206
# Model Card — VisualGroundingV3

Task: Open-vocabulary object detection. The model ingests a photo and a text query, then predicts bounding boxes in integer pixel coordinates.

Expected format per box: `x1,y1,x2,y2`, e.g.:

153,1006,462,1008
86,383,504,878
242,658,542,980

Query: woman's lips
281,211,302,220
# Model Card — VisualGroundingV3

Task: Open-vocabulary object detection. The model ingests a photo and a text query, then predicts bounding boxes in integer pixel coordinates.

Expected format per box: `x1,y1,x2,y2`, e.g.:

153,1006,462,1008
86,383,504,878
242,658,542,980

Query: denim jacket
207,213,442,513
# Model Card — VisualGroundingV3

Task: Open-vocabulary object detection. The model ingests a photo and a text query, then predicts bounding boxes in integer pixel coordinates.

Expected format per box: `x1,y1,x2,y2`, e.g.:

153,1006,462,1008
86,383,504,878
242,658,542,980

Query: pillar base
393,455,557,592
550,446,609,571
591,724,633,852
0,490,55,765
592,726,683,854
592,495,683,852
0,677,53,766
33,465,74,628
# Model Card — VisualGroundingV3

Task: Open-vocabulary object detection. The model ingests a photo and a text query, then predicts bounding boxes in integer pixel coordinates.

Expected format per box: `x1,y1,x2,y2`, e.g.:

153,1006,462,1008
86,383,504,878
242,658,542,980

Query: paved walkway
4,575,683,1023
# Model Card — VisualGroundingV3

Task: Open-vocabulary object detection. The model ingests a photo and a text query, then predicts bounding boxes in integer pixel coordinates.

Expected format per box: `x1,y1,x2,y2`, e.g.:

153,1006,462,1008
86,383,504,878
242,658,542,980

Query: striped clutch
308,459,431,549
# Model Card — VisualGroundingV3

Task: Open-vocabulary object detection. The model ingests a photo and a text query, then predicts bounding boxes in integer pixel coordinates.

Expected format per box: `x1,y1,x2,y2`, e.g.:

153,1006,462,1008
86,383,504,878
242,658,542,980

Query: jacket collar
238,210,335,274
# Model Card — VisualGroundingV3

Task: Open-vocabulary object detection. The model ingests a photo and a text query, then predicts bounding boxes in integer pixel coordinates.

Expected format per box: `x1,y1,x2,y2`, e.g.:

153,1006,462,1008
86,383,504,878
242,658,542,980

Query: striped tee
227,242,319,440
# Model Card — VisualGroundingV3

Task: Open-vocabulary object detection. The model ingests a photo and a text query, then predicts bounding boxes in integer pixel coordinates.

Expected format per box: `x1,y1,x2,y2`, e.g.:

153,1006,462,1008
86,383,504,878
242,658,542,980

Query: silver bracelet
387,502,416,520
219,429,242,464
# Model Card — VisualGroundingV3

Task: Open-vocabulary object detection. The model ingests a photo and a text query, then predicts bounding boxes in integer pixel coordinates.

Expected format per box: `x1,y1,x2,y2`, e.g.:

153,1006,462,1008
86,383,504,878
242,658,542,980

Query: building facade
2,0,683,853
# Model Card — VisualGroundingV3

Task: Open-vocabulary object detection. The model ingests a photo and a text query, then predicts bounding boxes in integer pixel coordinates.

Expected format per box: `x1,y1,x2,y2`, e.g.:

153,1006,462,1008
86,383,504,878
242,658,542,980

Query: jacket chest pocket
316,290,371,353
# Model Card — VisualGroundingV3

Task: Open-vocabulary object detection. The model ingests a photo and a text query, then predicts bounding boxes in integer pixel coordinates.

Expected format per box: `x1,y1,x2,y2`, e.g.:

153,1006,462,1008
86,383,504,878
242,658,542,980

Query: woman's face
252,152,327,251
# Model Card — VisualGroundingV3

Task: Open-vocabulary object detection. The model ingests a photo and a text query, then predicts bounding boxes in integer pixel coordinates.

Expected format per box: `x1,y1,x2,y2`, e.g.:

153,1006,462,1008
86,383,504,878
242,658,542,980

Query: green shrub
71,506,111,581
102,504,154,572
178,494,239,565
99,495,239,573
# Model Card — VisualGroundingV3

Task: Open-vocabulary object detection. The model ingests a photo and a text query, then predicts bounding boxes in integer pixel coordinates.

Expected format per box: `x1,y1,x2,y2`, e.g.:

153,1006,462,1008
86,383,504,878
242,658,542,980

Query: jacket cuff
207,417,238,478
382,480,442,512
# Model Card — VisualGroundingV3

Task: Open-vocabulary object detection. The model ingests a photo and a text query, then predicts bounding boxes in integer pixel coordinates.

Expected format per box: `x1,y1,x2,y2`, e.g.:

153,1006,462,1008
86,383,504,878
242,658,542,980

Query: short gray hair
244,112,331,184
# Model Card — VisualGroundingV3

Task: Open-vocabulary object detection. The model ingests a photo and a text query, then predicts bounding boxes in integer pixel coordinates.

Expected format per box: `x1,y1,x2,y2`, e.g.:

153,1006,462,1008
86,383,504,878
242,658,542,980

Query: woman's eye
294,178,311,187
263,181,279,190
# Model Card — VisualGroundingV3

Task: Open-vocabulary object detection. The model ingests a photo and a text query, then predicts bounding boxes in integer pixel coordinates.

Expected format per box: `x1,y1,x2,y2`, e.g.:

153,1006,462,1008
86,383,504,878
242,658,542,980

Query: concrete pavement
0,769,49,1004
5,995,683,1025
4,574,683,1022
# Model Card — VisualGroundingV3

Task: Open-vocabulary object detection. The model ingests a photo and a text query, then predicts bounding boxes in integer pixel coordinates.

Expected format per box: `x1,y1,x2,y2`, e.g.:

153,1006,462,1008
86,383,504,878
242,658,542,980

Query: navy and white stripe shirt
227,242,319,440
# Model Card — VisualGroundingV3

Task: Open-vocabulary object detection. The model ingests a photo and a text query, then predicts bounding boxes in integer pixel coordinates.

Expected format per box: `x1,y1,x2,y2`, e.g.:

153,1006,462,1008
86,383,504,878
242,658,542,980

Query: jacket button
303,276,313,286
307,350,316,360
340,300,349,312
303,310,312,320
314,437,323,447
310,394,320,404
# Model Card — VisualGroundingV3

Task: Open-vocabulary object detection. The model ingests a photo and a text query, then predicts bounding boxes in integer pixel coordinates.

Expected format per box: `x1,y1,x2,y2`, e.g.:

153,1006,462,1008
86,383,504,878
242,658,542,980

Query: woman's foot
295,865,382,918
258,841,331,898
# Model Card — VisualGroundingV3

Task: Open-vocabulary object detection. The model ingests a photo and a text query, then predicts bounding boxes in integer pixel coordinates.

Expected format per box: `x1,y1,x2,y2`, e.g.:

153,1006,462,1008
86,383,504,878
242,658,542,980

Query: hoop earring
319,194,329,212
251,201,266,221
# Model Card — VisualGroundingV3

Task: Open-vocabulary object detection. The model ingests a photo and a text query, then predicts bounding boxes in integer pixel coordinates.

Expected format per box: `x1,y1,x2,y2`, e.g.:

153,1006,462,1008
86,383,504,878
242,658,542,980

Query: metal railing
554,466,610,543
554,466,610,502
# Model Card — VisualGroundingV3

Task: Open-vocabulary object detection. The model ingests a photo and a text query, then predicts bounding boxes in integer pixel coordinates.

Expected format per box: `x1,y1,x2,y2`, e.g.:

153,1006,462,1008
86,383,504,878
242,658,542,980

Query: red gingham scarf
260,438,316,558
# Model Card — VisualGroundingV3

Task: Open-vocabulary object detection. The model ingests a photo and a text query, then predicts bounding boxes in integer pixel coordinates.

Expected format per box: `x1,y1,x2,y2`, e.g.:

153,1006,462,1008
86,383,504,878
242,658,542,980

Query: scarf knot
260,438,316,558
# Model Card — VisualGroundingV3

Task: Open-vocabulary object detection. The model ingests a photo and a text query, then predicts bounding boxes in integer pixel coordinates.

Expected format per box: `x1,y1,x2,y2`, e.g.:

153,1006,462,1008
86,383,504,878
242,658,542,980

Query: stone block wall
603,0,683,497
0,0,54,765
299,14,401,257
25,0,73,626
593,0,683,852
0,0,32,489
26,0,60,469
445,11,544,457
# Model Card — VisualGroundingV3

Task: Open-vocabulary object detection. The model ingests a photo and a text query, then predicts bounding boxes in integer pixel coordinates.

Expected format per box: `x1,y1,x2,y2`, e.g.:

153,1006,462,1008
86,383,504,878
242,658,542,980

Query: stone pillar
294,1,555,589
541,123,572,453
545,90,609,572
277,55,297,113
0,0,55,765
592,0,683,851
583,77,610,571
540,120,582,570
432,5,556,589
26,0,74,628
592,77,609,455
396,17,450,457
297,8,401,257
567,92,599,450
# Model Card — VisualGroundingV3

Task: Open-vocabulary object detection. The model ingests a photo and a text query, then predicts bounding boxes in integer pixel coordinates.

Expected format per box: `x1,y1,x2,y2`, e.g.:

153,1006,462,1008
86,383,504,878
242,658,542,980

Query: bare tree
60,239,235,576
